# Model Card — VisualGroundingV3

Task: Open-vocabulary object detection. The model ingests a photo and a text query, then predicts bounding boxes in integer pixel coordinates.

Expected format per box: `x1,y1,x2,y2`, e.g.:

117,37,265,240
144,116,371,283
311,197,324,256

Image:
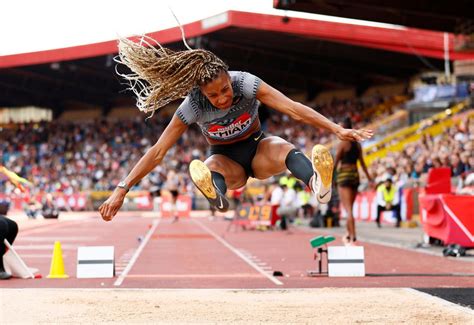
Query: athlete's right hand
336,128,373,142
99,189,127,222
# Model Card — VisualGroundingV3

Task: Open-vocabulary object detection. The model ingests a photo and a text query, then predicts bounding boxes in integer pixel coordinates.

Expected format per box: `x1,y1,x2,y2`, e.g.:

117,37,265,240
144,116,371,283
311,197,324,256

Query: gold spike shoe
311,144,334,204
189,160,229,212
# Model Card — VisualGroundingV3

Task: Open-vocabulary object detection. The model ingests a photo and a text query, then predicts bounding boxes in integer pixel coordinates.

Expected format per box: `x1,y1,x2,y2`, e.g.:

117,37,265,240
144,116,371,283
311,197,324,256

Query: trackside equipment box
328,246,365,277
77,246,115,278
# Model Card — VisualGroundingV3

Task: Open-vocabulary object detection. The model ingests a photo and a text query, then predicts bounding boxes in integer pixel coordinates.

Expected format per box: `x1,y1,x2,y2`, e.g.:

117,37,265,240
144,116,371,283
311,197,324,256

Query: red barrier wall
160,195,191,218
0,193,87,211
340,188,414,224
419,194,474,247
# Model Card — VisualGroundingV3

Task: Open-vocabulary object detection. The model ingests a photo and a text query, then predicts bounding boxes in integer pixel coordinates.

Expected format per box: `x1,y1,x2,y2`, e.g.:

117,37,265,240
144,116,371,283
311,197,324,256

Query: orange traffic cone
47,241,69,279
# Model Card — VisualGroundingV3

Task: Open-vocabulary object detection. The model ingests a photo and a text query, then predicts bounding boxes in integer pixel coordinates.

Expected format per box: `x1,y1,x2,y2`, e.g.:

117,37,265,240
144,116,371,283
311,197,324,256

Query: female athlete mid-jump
99,37,373,221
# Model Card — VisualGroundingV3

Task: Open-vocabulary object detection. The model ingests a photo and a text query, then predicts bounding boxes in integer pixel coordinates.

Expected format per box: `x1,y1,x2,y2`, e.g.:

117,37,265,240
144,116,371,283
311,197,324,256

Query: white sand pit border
1,288,472,324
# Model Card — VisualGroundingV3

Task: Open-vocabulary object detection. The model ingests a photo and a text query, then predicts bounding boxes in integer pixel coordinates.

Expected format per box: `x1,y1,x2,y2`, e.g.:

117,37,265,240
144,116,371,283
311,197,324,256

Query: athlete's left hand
336,128,373,142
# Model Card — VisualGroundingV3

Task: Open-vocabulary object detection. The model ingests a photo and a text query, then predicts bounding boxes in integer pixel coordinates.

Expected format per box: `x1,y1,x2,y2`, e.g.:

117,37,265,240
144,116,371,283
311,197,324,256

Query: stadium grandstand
1,4,473,206
0,1,473,322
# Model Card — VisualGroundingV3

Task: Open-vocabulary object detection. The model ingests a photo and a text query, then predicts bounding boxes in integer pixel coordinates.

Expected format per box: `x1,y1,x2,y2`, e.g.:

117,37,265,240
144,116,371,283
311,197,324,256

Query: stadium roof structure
1,10,473,110
274,0,474,34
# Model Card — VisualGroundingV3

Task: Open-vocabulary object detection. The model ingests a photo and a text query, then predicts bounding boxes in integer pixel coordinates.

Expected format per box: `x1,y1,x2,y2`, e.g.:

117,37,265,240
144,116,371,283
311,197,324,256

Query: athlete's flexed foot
189,160,229,212
310,144,334,204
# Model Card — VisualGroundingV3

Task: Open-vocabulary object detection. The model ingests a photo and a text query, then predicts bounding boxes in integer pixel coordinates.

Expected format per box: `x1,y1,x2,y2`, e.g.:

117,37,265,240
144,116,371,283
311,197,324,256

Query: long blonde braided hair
115,36,228,115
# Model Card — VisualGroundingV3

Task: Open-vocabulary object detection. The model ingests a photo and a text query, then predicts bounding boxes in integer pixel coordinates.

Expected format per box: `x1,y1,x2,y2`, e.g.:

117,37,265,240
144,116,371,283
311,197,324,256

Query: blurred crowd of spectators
1,95,472,199
264,96,380,153
0,117,205,195
366,116,474,193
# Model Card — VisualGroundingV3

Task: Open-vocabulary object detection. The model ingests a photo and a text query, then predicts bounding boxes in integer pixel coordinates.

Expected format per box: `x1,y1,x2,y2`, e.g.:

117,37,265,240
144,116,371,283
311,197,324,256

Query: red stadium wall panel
419,194,474,248
0,193,87,211
341,188,414,224
160,195,191,218
131,192,153,210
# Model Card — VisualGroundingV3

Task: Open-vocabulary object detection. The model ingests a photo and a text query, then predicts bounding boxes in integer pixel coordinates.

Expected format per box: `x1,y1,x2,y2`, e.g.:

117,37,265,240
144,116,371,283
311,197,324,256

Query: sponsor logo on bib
207,112,252,139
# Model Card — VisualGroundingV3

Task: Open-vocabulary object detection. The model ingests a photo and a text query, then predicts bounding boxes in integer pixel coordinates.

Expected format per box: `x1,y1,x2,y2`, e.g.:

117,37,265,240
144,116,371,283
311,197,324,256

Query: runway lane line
114,218,161,286
192,219,283,286
126,273,267,279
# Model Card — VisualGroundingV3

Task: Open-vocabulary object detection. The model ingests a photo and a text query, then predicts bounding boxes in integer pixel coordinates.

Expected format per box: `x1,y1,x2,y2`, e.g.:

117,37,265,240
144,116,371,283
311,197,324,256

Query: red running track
3,213,473,288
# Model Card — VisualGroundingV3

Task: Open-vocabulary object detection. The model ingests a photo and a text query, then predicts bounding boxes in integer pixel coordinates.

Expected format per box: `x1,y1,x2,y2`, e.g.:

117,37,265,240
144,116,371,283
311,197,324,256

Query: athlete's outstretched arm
256,81,373,142
99,115,188,221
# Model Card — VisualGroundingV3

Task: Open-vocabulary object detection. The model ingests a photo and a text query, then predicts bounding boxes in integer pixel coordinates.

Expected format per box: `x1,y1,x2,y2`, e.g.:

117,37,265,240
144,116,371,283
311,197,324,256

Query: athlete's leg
251,136,295,179
252,136,333,203
189,154,247,212
348,188,358,241
171,193,179,222
205,155,248,190
338,186,357,244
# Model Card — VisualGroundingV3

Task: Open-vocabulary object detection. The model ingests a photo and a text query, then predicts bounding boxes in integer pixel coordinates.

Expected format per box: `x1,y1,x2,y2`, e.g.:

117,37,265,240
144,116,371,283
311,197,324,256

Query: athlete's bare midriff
339,163,358,168
206,119,261,145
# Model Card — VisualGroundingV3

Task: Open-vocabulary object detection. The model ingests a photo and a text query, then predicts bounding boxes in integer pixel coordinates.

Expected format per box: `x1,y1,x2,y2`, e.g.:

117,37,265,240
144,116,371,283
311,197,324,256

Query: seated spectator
24,196,42,219
269,179,284,227
458,172,474,195
294,182,313,219
276,183,298,230
0,215,19,279
41,193,59,219
376,174,401,228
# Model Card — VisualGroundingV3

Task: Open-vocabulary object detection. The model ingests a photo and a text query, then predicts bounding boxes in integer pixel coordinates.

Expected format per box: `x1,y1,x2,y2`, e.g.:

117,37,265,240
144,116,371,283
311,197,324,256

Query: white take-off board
77,246,114,278
328,246,365,277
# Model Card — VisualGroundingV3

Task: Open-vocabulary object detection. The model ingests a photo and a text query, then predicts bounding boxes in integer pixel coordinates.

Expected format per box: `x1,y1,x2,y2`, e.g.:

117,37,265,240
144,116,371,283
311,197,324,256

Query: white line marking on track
113,218,161,286
16,236,97,242
17,254,64,258
404,288,474,315
19,220,89,236
12,244,78,250
126,273,269,278
192,219,283,286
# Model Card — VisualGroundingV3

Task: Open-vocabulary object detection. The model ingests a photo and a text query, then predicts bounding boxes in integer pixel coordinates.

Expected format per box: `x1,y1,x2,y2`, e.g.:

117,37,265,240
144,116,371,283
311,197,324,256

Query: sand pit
1,288,472,324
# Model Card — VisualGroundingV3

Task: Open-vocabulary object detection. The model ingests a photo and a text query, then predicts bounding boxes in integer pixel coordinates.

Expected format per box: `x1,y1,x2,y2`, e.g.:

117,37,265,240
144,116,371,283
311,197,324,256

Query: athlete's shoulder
186,87,204,102
228,70,260,80
229,71,262,98
176,88,205,125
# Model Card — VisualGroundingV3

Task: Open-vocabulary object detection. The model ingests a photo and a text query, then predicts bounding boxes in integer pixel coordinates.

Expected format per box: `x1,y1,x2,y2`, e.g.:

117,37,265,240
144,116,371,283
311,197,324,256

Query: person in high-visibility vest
376,175,401,228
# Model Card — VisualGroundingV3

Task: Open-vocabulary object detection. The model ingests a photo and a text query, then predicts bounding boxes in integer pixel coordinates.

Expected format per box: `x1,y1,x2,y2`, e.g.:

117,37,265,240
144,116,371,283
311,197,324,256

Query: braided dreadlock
115,36,228,115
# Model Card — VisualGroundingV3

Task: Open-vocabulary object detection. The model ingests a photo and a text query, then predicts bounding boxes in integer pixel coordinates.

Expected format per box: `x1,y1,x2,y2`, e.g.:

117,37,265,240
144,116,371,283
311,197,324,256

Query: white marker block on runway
77,246,115,278
328,246,365,277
